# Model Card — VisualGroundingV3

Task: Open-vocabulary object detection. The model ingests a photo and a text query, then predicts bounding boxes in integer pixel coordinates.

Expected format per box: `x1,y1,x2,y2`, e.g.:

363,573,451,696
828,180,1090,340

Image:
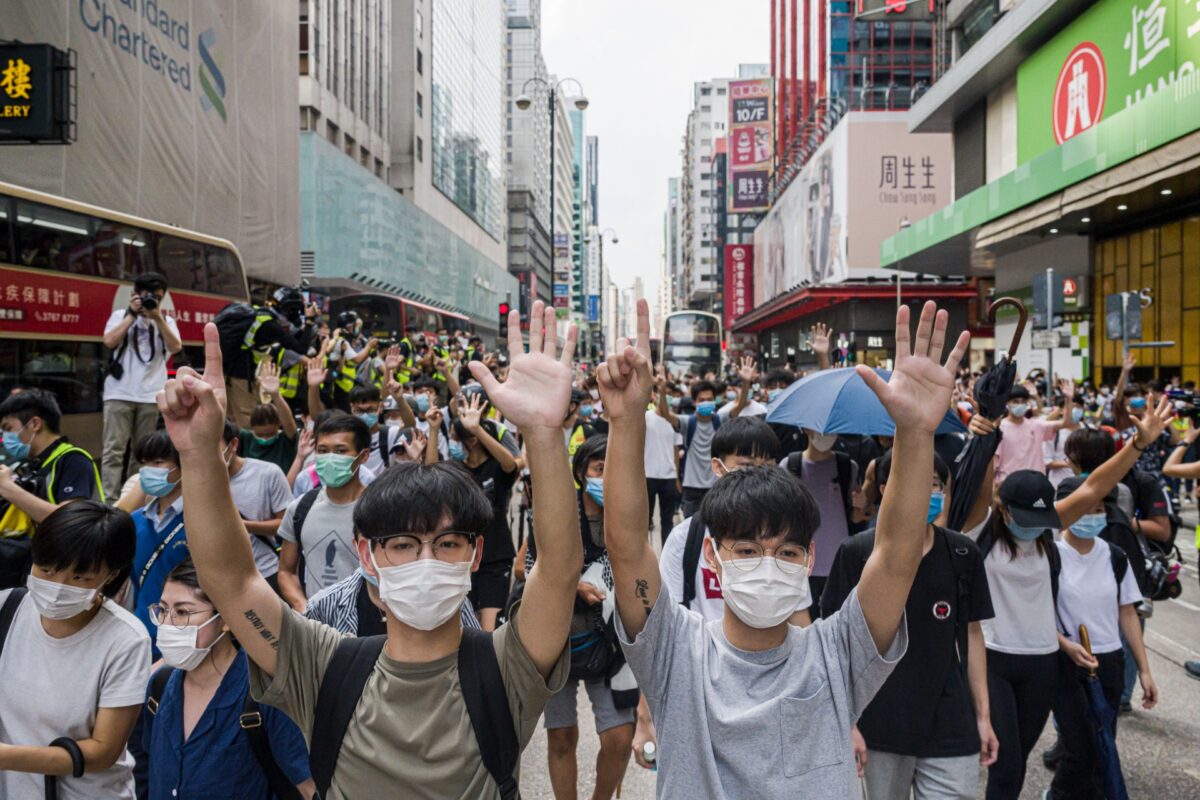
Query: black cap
999,470,1062,529
1054,474,1119,505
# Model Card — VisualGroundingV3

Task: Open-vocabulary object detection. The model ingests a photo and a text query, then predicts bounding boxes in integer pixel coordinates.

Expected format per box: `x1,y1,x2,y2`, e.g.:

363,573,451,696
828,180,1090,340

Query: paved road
519,508,1200,799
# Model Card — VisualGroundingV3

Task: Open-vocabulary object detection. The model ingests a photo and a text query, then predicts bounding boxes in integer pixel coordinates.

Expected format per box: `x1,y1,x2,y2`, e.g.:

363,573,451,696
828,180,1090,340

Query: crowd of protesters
0,277,1193,799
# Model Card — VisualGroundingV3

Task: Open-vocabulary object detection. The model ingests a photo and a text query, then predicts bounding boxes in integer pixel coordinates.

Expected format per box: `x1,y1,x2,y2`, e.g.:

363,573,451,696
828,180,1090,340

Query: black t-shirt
1122,468,1173,552
356,577,388,637
822,527,994,758
770,422,807,455
466,457,517,564
33,439,99,503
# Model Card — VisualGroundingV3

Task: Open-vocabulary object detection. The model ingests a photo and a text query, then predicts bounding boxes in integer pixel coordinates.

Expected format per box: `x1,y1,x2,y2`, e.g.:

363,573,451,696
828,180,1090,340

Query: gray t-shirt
617,586,905,800
680,414,718,490
230,457,294,578
278,488,360,598
796,456,859,577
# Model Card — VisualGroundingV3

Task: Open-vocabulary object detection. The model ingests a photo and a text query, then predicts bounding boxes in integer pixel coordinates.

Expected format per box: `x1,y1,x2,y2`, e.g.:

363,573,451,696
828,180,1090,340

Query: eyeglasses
148,604,217,628
719,541,809,573
373,531,478,567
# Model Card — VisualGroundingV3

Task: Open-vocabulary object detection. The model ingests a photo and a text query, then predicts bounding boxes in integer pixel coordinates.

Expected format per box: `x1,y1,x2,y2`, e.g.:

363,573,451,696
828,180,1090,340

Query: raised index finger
202,322,224,385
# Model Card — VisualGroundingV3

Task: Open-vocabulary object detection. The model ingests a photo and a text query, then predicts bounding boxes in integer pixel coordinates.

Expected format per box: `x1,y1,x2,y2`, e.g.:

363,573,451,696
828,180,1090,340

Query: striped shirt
304,569,481,634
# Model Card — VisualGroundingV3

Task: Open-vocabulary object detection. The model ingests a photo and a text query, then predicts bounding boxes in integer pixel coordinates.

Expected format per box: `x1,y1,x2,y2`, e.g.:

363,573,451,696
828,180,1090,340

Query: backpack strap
1045,536,1061,603
241,691,303,800
310,635,386,799
145,666,174,715
785,451,804,478
940,530,973,677
681,415,699,475
458,629,521,800
378,428,391,469
1109,544,1129,606
833,451,854,523
0,588,27,663
137,516,186,588
681,514,707,608
292,487,322,592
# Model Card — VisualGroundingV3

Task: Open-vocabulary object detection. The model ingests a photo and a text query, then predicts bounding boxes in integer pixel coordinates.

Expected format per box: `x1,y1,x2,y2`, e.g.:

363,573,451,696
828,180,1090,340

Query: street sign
1031,330,1060,349
1033,274,1087,324
1105,292,1142,340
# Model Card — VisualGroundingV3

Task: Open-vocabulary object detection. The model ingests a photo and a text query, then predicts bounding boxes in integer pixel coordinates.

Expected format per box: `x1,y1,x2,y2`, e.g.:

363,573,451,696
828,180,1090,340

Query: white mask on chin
26,574,100,620
717,557,809,629
369,551,474,631
809,433,838,452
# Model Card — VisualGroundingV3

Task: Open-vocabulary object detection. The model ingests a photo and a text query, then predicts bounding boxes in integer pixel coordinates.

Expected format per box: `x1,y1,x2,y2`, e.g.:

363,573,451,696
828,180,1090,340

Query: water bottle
643,742,657,772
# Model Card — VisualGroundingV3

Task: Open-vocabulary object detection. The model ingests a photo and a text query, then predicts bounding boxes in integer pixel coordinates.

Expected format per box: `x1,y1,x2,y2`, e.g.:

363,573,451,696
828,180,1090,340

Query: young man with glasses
155,302,582,798
598,299,969,799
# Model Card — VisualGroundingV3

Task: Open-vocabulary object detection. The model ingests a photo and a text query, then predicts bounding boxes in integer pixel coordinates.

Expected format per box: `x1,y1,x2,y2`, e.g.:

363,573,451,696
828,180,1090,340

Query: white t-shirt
364,425,404,474
970,532,1059,655
229,457,294,578
1045,427,1075,487
0,591,150,799
102,311,180,404
1055,538,1142,654
660,517,812,622
718,399,768,419
645,410,680,480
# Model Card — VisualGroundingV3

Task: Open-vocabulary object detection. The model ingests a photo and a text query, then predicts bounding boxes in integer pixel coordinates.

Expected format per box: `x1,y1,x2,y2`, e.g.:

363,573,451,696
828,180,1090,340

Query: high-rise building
569,106,590,319
587,136,600,225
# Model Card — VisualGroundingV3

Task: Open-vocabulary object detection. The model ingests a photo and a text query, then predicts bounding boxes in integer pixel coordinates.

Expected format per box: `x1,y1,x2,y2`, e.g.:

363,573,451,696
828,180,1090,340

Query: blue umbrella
766,366,967,436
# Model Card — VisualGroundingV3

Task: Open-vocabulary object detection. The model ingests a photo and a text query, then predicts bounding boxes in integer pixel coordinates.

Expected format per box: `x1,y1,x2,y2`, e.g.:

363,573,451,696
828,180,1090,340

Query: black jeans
986,649,1059,800
680,486,709,520
647,478,682,546
1049,649,1125,800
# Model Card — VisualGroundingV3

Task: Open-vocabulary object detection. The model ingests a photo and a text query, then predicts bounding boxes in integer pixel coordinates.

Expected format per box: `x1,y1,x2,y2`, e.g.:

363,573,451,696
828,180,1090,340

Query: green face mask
315,453,359,488
254,433,280,446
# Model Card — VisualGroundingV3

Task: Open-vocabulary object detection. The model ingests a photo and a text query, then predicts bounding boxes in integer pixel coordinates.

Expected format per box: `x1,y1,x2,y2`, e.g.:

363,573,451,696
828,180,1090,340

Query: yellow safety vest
42,442,104,504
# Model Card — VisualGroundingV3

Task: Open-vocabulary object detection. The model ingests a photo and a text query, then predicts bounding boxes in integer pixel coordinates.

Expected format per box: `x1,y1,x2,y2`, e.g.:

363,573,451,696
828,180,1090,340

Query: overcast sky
541,0,768,306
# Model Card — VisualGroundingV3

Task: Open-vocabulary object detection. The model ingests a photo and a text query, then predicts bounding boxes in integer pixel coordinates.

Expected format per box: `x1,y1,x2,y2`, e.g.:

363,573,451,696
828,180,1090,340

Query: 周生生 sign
0,44,72,143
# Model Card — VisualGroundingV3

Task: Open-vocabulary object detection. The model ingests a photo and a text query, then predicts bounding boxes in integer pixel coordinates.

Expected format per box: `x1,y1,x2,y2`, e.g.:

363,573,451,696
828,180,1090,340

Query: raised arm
305,360,327,417
727,356,757,419
469,302,581,678
157,324,284,676
653,366,679,428
809,322,833,371
597,299,662,639
1113,352,1135,430
259,360,297,439
856,302,969,651
459,396,517,473
1164,426,1200,478
1054,396,1173,528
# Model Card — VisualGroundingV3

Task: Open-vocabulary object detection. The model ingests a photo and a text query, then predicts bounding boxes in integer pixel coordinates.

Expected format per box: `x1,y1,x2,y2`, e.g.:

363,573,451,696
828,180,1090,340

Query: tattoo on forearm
243,609,281,650
635,578,652,618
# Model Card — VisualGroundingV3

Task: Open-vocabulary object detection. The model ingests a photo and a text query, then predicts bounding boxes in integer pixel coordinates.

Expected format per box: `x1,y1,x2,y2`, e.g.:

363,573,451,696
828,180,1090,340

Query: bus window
0,339,105,415
13,199,96,276
0,195,13,265
205,245,245,297
93,224,151,281
156,234,206,291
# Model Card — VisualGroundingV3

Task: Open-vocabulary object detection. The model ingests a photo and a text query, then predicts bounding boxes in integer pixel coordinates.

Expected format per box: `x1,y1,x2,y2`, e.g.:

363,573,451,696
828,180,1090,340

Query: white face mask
26,574,100,620
809,433,838,452
717,557,809,629
157,613,226,671
369,551,474,631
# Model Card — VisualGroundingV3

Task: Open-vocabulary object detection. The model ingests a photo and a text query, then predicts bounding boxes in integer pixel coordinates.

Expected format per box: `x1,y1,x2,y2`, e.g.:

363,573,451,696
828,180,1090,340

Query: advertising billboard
727,78,774,213
724,244,754,329
1016,0,1200,163
0,1,299,285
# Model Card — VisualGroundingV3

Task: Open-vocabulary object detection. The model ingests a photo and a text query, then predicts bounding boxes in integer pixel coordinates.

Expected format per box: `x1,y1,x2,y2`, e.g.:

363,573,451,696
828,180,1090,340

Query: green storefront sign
1017,0,1200,163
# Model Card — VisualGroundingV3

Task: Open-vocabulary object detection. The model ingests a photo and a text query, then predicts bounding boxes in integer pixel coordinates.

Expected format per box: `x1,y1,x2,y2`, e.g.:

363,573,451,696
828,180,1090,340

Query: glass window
0,195,13,265
155,234,205,291
13,201,96,276
205,245,245,297
0,339,105,414
416,49,423,75
92,224,151,281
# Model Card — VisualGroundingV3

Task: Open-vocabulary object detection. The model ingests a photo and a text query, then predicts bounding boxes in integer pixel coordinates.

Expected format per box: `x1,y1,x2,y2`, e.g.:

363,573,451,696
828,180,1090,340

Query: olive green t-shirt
249,600,569,799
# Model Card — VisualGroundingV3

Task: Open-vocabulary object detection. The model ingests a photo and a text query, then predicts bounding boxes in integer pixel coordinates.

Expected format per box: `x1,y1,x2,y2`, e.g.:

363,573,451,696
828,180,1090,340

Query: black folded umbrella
947,298,1028,531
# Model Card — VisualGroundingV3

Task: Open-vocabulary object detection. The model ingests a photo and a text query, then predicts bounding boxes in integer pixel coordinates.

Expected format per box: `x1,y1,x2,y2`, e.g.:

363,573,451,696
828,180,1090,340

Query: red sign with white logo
1062,278,1078,297
1052,42,1106,145
0,265,233,344
701,567,724,600
724,245,754,329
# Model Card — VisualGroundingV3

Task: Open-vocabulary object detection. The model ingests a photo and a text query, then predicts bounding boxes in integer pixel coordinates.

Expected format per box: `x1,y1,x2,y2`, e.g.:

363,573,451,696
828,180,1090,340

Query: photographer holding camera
101,272,182,500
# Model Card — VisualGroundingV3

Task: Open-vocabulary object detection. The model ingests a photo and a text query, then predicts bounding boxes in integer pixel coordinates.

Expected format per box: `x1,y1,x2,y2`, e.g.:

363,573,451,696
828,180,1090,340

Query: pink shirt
995,416,1059,484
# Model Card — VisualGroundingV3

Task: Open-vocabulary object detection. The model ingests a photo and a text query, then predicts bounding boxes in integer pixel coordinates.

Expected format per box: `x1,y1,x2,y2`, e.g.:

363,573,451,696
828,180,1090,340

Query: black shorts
471,558,514,611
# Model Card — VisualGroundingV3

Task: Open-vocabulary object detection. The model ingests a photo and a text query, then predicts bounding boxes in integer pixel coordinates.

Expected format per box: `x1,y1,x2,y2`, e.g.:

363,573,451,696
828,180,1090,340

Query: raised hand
425,405,444,429
1057,376,1075,401
857,301,969,434
1123,351,1137,373
459,395,485,434
468,300,577,430
306,360,327,388
156,323,228,454
809,322,831,356
258,359,281,396
596,299,654,421
737,355,757,384
384,344,404,374
1131,395,1174,447
402,430,427,463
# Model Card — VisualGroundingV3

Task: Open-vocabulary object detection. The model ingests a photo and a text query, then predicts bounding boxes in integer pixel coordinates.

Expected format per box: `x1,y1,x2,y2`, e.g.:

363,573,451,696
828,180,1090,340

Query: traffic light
498,301,511,328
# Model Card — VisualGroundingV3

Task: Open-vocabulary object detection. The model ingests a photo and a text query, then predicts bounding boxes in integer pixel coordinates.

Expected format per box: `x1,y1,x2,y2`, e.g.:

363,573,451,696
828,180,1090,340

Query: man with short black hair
100,271,182,499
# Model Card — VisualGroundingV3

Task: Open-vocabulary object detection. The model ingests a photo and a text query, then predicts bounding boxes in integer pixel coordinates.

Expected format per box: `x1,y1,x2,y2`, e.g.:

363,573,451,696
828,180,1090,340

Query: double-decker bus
0,180,249,453
326,291,474,346
660,311,724,379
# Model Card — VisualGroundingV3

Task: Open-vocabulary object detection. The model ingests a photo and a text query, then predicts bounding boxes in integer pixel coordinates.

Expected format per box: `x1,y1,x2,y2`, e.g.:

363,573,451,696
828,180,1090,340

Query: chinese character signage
0,265,229,343
0,44,72,143
587,294,600,323
553,233,572,314
724,245,754,328
854,0,936,21
1017,0,1200,162
727,79,774,213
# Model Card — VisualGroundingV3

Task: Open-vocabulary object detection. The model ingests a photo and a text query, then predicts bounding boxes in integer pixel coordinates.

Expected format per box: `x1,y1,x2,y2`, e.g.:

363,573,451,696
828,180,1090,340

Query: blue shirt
142,652,310,799
131,498,190,654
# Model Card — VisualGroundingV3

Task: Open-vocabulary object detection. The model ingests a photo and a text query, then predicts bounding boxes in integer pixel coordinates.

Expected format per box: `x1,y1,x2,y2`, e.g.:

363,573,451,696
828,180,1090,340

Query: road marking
1173,598,1200,613
1147,628,1200,659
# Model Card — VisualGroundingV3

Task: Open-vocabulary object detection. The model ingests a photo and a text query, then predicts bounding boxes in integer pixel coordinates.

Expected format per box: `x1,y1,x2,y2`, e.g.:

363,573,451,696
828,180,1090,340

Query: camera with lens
139,291,159,311
1166,389,1200,421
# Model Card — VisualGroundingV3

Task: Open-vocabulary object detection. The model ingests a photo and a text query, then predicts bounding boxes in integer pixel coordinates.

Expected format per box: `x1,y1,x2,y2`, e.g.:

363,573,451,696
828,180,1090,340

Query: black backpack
977,525,1130,608
680,513,707,608
290,488,322,593
146,667,301,800
786,450,855,525
309,629,520,800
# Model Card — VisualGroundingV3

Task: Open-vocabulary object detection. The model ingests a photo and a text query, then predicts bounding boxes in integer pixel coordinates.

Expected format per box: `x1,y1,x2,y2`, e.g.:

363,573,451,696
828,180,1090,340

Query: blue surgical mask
2,421,31,460
697,401,716,417
585,477,604,507
580,404,594,417
726,391,738,402
1071,407,1084,423
768,389,782,403
927,491,944,524
415,395,431,413
1009,521,1047,541
139,466,178,498
357,412,379,428
1129,397,1147,410
1071,513,1107,540
449,441,467,461
1010,404,1029,417
360,566,380,587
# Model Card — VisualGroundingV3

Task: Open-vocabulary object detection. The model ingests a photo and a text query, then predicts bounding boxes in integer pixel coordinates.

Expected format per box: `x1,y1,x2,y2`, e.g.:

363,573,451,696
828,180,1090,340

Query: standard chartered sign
78,0,224,122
